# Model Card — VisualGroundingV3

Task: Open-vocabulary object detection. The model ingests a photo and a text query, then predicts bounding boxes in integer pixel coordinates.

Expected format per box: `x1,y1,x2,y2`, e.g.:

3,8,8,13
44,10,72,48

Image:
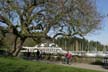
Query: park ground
0,57,107,72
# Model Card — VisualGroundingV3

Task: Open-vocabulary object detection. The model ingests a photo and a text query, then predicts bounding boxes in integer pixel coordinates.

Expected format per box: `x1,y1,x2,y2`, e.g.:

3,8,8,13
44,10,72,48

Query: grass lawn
0,57,102,72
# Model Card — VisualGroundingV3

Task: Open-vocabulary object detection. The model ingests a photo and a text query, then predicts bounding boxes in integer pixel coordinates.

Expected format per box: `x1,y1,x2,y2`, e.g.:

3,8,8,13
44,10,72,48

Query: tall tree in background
0,0,101,56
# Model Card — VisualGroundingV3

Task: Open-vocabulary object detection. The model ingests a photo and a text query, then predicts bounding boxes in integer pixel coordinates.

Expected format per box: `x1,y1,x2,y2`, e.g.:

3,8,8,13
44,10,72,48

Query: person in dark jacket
36,49,40,60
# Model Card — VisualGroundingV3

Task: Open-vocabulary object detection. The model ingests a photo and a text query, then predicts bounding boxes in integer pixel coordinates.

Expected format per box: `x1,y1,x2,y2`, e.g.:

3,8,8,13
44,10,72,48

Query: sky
85,0,108,45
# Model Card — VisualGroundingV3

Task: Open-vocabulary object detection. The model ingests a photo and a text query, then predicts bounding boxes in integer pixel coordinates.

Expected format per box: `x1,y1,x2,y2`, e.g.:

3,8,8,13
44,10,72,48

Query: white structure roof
21,43,67,54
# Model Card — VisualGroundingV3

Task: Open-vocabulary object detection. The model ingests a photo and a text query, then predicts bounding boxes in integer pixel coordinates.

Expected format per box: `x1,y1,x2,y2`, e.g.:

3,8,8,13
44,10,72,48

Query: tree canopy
0,0,102,56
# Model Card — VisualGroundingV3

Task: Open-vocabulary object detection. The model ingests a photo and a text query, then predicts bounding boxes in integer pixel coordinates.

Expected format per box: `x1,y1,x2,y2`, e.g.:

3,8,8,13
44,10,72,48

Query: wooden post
75,40,78,51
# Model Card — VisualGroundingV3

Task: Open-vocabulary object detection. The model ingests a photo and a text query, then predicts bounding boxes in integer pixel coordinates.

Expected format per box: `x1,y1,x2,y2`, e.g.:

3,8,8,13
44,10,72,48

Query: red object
65,52,72,59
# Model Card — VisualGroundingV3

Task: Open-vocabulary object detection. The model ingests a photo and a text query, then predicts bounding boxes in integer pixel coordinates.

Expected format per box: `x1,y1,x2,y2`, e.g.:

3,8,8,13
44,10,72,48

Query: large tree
0,0,101,56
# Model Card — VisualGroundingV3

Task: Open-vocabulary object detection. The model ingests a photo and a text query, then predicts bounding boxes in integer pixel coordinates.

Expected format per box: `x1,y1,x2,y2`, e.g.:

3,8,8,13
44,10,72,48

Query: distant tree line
1,30,108,53
54,37,108,51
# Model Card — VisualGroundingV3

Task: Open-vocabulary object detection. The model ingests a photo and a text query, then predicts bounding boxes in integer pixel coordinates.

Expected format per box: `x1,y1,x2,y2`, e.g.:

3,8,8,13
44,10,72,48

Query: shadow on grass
91,60,108,69
91,60,104,65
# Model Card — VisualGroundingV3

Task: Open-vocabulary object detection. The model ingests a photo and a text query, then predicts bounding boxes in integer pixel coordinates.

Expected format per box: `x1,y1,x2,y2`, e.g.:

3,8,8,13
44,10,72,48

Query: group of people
26,49,41,60
36,50,73,64
26,49,72,64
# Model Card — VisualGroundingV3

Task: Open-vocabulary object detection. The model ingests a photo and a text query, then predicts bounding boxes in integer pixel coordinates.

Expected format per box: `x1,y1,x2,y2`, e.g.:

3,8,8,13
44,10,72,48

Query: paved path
41,61,108,72
60,63,108,72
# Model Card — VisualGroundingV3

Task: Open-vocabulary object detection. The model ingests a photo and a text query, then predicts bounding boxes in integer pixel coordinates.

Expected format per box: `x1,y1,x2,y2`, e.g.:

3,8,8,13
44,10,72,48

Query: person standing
36,49,40,60
65,51,72,64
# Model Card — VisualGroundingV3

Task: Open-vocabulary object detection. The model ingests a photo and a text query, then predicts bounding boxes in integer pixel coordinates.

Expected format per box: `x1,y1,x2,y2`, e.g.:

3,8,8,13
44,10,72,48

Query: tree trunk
13,37,26,56
11,36,18,55
75,40,79,51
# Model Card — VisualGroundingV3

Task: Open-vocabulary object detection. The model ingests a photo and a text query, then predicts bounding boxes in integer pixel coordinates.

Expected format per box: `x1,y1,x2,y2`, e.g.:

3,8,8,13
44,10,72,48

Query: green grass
0,57,102,72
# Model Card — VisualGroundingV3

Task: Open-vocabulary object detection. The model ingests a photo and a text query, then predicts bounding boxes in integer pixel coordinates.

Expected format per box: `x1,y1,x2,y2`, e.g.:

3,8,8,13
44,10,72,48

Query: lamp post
64,36,67,50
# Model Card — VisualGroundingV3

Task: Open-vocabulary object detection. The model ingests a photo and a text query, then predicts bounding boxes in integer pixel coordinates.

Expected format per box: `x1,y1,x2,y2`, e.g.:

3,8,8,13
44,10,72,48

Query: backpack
67,53,72,59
